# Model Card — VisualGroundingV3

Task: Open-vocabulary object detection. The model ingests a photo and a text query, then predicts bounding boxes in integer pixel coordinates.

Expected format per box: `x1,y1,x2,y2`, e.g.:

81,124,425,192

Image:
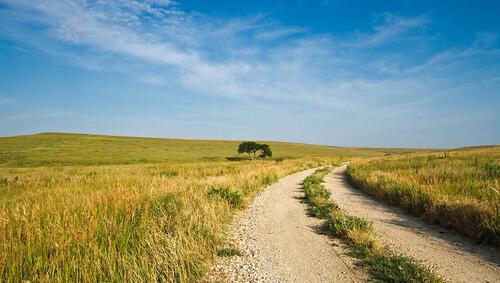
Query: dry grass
347,147,500,244
0,132,436,281
0,158,331,282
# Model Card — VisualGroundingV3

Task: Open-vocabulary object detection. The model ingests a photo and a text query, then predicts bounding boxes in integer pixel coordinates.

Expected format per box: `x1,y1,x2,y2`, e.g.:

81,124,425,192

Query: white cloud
354,13,430,47
254,27,307,40
0,0,497,117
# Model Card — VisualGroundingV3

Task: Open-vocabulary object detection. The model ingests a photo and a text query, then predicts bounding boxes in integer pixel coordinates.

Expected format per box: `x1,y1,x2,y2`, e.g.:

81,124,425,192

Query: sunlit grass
0,132,437,281
0,132,429,167
347,147,500,244
0,158,330,281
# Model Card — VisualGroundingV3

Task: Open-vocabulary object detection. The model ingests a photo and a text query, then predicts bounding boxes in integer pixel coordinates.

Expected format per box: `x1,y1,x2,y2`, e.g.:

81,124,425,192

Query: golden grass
0,132,437,281
347,147,500,244
0,158,332,282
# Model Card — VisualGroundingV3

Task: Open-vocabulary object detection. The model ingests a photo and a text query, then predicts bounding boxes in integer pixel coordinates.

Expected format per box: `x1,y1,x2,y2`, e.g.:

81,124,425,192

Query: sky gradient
1,0,499,147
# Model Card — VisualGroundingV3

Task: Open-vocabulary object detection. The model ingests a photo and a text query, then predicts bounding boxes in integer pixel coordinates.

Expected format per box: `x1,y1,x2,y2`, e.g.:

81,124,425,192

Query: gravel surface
325,165,500,283
207,168,366,282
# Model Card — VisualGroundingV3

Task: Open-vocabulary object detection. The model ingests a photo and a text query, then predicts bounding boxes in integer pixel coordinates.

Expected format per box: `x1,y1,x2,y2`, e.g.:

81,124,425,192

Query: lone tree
257,143,272,158
237,141,272,158
238,141,258,157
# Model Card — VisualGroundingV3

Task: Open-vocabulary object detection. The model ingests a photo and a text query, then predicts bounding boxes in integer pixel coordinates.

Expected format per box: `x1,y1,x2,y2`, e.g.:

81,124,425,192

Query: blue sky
0,0,499,147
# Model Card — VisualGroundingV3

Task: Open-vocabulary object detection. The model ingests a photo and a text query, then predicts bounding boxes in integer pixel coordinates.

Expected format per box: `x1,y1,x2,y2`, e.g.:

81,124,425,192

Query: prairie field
347,146,500,244
0,132,421,167
5,132,491,282
0,157,332,281
2,1,498,281
2,133,399,282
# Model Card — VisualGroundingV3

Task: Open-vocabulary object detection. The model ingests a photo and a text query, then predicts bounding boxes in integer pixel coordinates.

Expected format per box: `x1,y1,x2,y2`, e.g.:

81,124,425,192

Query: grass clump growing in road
302,168,338,219
363,251,441,283
347,147,500,245
326,210,371,237
302,168,443,283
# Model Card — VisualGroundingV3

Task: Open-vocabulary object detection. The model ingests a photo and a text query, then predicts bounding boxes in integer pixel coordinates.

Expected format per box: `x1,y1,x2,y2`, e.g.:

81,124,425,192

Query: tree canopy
237,141,272,158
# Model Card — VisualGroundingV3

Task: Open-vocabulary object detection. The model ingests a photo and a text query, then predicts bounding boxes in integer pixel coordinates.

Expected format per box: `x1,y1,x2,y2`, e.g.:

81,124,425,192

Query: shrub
484,162,499,178
207,186,242,207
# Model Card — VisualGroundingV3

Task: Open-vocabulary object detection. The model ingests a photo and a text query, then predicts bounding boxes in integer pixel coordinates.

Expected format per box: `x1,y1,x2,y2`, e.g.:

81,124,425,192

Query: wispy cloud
406,32,500,73
353,13,430,47
0,0,497,117
254,27,307,40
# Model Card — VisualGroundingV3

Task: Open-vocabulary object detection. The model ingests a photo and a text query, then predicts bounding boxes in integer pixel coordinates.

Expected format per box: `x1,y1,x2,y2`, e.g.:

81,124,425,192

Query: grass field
347,147,500,244
0,132,430,167
1,132,416,282
0,157,333,281
0,132,440,281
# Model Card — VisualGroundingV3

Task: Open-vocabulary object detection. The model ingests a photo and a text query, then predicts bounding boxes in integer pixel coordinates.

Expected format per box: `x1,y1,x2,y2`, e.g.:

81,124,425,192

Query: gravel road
207,167,366,282
325,165,500,283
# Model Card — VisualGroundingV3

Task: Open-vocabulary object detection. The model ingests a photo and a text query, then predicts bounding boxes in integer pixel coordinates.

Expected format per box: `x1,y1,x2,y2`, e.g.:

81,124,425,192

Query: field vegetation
0,158,331,281
0,132,435,281
0,133,361,281
0,132,429,167
347,147,500,244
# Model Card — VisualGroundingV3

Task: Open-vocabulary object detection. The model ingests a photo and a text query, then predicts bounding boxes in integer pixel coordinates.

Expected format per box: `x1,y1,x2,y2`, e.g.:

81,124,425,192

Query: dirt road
209,166,500,282
208,168,366,282
325,165,500,283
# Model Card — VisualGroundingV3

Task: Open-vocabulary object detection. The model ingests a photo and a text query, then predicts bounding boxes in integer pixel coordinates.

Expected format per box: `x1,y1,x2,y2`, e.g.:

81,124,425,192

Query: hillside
0,132,430,167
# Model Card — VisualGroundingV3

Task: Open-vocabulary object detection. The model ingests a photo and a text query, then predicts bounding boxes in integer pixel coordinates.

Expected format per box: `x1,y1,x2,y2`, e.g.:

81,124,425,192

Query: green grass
0,132,430,167
302,168,443,283
362,251,442,283
207,186,243,208
347,147,500,244
0,132,437,281
216,247,242,257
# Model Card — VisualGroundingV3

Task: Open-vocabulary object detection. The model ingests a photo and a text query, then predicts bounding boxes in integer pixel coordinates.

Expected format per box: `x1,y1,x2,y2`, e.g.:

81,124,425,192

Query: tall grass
0,158,329,282
347,148,500,244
